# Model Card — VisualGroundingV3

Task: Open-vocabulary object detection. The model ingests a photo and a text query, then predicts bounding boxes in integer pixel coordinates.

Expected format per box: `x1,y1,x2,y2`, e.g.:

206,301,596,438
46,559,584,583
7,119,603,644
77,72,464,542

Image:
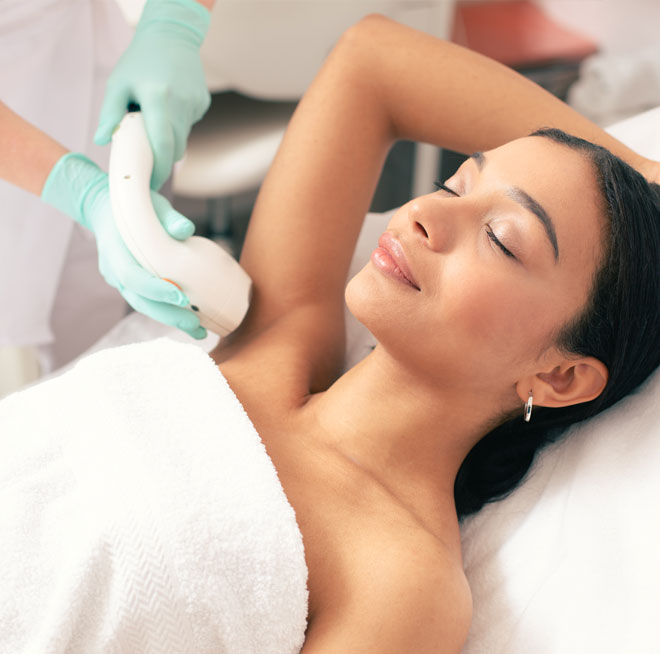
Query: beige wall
535,0,660,54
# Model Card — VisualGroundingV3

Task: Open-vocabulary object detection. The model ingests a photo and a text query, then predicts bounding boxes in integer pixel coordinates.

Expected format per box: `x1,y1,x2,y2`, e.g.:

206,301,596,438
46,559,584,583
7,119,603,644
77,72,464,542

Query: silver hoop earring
524,389,533,423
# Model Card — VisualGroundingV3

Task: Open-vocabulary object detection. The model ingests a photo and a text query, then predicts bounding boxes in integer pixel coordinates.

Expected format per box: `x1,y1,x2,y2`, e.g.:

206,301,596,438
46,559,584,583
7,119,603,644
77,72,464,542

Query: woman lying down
2,14,660,654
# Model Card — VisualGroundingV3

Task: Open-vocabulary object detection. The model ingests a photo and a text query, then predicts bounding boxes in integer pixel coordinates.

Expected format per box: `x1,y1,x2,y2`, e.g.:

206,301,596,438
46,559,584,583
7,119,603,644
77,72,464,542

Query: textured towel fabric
568,47,660,126
0,337,308,654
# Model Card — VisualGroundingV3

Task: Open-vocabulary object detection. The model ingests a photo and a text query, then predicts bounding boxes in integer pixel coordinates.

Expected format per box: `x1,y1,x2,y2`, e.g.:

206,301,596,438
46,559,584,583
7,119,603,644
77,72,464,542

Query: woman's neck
304,345,505,518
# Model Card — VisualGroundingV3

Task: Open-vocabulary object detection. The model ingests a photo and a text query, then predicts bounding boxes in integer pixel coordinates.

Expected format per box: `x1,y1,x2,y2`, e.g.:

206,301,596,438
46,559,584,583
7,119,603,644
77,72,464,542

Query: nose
407,194,463,253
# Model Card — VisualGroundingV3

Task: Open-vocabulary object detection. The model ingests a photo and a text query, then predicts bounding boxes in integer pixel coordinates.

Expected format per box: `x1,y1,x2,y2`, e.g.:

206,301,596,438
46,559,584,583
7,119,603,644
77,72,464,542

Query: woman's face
345,136,606,398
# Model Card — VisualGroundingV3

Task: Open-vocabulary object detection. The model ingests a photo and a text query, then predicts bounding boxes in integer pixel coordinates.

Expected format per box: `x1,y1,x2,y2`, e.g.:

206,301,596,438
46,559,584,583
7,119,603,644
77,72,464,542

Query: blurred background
121,0,660,259
3,0,660,398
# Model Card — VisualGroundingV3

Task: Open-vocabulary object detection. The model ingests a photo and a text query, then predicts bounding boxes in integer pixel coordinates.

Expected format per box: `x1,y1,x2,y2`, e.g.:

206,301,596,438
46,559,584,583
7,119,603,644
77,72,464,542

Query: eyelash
432,180,517,260
433,181,458,196
486,228,516,259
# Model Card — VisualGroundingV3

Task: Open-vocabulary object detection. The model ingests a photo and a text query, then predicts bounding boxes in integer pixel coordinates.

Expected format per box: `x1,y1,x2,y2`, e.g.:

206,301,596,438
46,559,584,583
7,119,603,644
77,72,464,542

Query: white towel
0,337,308,654
568,47,660,125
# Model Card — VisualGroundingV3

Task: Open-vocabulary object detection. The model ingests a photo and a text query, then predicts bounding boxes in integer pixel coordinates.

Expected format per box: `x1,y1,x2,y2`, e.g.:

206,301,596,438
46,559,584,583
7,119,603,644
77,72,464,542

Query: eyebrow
469,152,559,261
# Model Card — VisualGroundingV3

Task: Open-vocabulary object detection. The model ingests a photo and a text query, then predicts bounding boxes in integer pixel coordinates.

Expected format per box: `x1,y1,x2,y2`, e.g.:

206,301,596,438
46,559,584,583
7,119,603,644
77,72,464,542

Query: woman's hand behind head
639,158,660,186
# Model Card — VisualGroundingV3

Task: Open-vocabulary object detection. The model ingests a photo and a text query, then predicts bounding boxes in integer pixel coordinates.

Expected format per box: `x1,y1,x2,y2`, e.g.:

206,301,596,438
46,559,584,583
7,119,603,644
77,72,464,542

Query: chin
345,265,378,328
346,263,454,383
345,264,411,347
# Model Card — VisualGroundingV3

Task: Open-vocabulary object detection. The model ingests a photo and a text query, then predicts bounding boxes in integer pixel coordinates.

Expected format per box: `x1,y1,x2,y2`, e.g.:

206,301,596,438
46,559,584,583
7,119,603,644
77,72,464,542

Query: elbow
339,13,395,50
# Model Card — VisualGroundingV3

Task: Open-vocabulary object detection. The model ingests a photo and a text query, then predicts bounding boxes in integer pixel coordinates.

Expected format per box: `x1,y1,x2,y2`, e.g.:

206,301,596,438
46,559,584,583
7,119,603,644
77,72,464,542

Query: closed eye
486,227,516,259
433,181,460,197
434,181,517,260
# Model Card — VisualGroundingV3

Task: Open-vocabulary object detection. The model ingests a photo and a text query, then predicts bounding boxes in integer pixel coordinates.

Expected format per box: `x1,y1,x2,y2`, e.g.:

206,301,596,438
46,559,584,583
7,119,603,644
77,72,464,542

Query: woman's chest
260,421,400,622
212,345,455,619
214,354,393,616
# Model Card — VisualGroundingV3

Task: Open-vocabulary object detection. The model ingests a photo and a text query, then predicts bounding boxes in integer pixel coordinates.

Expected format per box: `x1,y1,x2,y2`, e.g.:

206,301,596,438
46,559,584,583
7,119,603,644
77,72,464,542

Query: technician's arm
0,101,66,195
0,100,206,339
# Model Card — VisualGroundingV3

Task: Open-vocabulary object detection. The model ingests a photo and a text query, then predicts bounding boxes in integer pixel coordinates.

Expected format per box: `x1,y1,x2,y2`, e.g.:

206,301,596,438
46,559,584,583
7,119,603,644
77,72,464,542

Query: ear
516,356,609,410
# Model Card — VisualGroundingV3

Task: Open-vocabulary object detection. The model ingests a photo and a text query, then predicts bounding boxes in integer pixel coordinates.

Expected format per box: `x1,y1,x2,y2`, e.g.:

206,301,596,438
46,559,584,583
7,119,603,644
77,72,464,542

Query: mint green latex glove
94,0,212,190
42,153,207,339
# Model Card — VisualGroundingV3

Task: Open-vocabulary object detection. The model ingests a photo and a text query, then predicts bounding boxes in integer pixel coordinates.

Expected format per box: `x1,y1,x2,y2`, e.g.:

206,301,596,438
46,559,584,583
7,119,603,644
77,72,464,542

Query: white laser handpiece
109,111,252,337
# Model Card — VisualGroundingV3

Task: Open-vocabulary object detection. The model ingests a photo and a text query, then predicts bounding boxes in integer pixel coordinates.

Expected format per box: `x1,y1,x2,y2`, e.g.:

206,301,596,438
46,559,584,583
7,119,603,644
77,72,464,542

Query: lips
374,232,421,291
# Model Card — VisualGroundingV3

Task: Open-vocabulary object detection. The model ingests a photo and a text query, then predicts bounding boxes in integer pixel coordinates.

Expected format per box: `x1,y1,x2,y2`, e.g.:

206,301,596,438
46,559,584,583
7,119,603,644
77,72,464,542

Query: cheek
345,253,570,384
426,264,557,369
455,275,521,339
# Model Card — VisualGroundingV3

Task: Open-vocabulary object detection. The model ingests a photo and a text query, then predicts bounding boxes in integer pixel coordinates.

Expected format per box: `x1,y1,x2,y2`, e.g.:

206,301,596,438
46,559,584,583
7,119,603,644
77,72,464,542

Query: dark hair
455,128,660,519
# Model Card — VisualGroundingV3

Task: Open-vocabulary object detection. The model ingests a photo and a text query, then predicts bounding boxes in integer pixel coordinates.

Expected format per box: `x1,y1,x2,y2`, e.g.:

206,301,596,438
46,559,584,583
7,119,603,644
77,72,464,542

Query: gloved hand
94,0,212,190
42,152,207,339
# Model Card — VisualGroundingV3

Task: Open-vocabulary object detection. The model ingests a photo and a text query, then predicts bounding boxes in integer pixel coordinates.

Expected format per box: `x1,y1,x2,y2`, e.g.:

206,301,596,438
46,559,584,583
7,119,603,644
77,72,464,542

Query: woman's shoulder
357,521,472,625
296,445,471,649
305,520,472,653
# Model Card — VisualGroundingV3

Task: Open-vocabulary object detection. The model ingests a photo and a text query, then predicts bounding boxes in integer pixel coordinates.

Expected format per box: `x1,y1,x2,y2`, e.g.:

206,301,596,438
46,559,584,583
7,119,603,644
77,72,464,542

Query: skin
211,134,609,654
346,136,608,410
207,16,638,652
3,12,649,652
0,101,67,196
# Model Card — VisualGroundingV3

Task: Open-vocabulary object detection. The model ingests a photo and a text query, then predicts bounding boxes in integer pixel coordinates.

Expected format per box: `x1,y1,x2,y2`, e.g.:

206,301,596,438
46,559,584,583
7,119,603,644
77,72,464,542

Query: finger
172,117,189,164
140,95,175,191
150,193,195,240
188,325,208,340
197,88,212,121
121,288,204,336
94,84,132,145
121,262,190,306
95,204,191,305
97,256,122,292
107,241,188,305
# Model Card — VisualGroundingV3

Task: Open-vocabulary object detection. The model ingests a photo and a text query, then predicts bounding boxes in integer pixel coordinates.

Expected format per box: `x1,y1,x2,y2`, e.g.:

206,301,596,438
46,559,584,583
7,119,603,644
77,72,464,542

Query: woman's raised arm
234,15,658,382
364,15,656,175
